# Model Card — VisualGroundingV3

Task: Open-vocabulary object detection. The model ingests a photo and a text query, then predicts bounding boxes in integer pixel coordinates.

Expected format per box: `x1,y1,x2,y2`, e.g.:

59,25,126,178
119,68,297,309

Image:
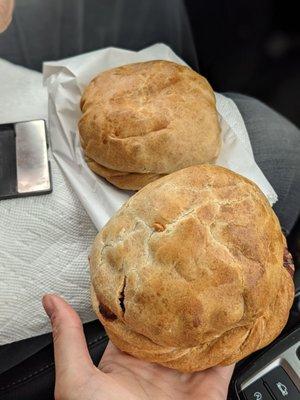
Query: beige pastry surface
79,60,220,190
90,165,294,372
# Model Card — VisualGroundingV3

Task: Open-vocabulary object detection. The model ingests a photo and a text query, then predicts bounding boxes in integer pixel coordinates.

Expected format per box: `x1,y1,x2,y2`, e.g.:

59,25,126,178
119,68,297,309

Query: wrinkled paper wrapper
44,43,277,230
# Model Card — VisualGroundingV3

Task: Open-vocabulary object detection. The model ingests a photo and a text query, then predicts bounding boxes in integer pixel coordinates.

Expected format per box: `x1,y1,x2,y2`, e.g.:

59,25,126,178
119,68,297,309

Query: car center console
229,286,300,400
233,325,300,399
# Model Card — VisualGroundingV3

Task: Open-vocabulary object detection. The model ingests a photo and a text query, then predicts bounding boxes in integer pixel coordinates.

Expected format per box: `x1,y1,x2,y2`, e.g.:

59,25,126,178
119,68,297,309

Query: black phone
0,120,52,200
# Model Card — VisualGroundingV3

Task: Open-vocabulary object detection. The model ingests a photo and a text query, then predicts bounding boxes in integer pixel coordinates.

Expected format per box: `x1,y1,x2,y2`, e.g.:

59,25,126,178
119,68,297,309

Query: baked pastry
89,165,294,372
79,60,220,190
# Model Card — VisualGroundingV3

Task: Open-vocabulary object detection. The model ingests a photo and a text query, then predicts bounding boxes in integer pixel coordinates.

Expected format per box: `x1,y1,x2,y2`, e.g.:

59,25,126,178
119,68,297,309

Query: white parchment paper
43,43,277,230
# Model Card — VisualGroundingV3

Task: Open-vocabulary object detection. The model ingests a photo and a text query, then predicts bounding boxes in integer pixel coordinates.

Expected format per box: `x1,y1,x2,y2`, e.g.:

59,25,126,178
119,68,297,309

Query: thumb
43,294,94,381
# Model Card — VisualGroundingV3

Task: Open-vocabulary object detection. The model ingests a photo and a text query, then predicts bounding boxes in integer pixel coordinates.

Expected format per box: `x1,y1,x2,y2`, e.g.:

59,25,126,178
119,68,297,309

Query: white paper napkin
0,59,97,345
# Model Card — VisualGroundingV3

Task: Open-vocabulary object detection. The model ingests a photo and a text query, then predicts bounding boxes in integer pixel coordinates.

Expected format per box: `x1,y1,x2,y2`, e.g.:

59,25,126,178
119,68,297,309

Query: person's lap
0,1,299,398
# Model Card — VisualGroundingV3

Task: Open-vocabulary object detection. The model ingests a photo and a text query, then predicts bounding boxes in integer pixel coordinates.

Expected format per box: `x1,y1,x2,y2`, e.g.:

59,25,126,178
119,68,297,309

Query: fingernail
42,294,56,318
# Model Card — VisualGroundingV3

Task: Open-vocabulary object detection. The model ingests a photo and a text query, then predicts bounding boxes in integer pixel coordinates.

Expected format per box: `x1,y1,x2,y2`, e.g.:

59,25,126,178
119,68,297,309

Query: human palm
43,295,233,400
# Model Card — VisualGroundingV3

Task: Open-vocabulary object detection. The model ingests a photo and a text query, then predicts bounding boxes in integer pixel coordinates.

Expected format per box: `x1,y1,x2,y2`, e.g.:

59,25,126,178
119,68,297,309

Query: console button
243,379,273,400
263,366,299,399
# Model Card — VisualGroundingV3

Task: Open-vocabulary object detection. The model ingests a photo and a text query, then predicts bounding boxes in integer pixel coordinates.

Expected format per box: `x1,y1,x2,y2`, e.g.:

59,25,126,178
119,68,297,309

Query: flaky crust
79,61,220,190
90,165,294,372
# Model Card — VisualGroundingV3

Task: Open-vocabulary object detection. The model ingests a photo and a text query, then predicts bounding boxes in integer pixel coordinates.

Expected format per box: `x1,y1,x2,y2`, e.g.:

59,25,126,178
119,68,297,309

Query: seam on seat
0,363,54,392
0,334,108,392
